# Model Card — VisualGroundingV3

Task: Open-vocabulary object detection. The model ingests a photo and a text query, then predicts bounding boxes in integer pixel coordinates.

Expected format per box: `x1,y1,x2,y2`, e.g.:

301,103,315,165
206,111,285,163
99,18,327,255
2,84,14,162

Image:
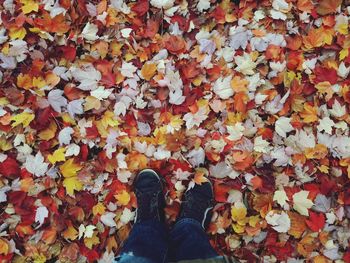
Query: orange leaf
317,0,343,15
300,103,318,123
141,63,157,81
297,0,314,12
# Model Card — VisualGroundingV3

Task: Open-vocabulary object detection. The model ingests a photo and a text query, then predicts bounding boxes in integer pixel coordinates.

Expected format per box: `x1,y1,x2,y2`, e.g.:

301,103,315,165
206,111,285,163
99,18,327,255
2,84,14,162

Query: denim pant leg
115,220,168,263
169,218,220,261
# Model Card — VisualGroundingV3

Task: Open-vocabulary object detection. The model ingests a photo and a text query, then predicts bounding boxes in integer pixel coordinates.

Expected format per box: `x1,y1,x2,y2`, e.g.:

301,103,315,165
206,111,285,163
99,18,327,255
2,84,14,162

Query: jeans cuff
174,218,203,229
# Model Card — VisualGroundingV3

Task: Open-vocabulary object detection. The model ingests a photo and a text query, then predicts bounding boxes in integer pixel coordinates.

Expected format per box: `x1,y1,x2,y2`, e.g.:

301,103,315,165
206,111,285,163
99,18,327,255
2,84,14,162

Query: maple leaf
48,148,66,164
265,211,291,233
141,63,157,81
11,111,35,127
63,176,83,196
60,158,82,178
305,211,325,232
293,190,314,216
316,0,343,15
20,0,39,14
24,152,49,177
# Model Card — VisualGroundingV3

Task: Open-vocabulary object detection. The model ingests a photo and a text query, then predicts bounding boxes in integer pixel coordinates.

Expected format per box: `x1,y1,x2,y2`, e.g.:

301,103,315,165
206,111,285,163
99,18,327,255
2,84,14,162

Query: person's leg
115,169,168,263
169,181,223,261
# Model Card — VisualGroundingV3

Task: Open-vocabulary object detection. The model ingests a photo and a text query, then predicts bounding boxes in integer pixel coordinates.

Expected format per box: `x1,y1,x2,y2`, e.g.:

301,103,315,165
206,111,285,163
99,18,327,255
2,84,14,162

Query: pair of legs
114,169,221,263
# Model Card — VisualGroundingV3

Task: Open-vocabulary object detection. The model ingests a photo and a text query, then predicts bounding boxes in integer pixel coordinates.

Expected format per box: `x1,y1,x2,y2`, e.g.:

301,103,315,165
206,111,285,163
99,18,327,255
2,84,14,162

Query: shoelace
182,193,212,217
136,190,160,221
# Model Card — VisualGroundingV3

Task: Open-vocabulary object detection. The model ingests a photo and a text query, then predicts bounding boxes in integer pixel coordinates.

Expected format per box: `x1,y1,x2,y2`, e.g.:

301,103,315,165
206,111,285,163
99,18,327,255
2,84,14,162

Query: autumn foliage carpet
1,0,350,262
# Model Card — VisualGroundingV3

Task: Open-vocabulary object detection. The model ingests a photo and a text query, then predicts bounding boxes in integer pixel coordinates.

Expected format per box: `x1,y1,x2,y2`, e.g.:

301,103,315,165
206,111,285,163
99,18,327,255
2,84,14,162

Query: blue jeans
114,218,220,263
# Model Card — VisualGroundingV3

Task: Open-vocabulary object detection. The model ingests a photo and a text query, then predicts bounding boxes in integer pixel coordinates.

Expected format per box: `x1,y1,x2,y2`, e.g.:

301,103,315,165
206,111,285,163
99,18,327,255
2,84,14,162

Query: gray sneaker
178,181,214,229
134,169,165,223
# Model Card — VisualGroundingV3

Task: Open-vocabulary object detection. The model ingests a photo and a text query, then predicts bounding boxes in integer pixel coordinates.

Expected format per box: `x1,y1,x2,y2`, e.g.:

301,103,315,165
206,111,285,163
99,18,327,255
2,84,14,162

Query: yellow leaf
60,158,82,178
300,103,318,123
92,203,106,216
115,190,130,206
33,253,46,263
84,233,100,249
339,48,349,61
9,27,27,40
48,148,66,164
11,112,35,127
20,0,39,14
32,76,46,89
63,176,83,196
304,144,328,159
17,73,33,89
62,223,78,240
0,238,9,255
232,223,245,234
231,205,247,223
38,121,57,141
101,111,119,129
84,96,101,111
141,63,157,81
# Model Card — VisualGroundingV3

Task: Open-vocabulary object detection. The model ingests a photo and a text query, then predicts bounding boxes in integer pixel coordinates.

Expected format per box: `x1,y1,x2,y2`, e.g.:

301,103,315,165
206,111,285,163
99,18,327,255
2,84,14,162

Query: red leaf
306,211,325,232
131,0,149,16
314,67,338,84
0,157,20,179
59,46,76,61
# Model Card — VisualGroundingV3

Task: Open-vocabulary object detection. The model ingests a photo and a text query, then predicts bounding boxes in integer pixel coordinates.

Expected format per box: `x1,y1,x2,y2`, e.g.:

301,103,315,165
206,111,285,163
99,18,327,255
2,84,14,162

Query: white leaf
187,147,205,167
0,186,11,203
65,144,80,157
117,170,132,183
110,0,130,14
150,0,175,9
67,99,84,118
0,28,8,44
81,22,99,41
254,93,268,105
235,52,257,75
275,117,294,138
121,28,132,38
120,208,135,225
254,136,271,153
209,162,240,179
329,100,346,118
197,0,210,12
227,122,245,141
154,147,171,160
273,189,289,207
169,89,186,105
120,62,137,78
183,107,208,129
35,206,49,226
293,190,314,216
265,211,291,233
114,96,132,116
338,62,350,79
100,212,117,227
91,86,112,100
8,40,28,62
78,224,96,239
48,89,67,113
317,117,334,135
0,53,16,69
270,9,287,20
70,64,101,91
24,152,49,177
313,194,331,213
58,127,74,145
213,76,233,99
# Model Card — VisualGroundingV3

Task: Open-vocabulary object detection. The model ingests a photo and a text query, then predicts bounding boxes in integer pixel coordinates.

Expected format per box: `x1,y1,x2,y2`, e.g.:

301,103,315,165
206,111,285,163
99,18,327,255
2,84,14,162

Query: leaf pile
1,0,350,262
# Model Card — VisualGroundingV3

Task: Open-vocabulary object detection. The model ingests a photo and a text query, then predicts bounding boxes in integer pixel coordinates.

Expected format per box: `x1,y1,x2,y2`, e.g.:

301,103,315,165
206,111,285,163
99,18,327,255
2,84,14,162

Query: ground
0,0,350,262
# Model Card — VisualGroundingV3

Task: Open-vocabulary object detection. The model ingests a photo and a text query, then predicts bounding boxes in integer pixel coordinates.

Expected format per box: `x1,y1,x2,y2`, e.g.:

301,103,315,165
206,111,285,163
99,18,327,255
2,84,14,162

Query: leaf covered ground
1,0,350,262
